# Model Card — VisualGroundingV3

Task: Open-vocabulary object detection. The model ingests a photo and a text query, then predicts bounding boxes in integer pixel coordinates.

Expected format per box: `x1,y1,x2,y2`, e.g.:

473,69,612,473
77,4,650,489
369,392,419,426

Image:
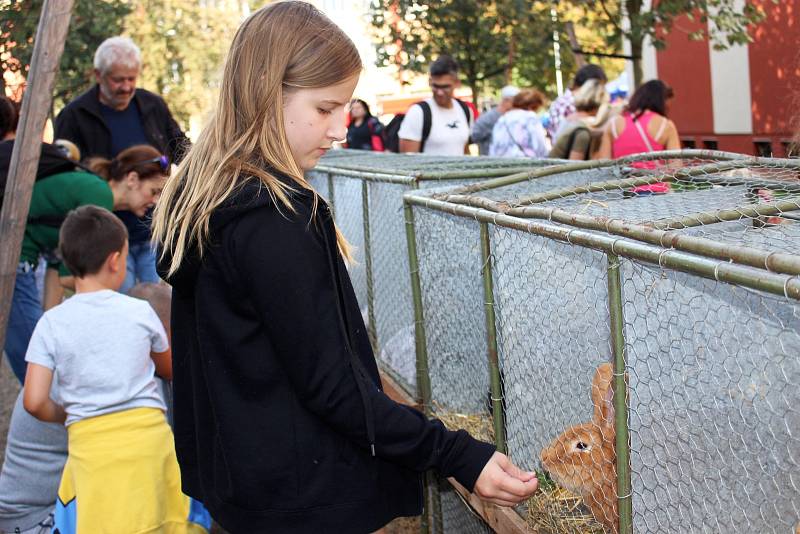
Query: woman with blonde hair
151,2,538,532
549,79,608,160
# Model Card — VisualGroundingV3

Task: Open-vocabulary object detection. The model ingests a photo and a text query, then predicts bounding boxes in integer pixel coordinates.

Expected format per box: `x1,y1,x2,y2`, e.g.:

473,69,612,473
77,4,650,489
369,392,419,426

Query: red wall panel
748,0,800,136
655,15,714,136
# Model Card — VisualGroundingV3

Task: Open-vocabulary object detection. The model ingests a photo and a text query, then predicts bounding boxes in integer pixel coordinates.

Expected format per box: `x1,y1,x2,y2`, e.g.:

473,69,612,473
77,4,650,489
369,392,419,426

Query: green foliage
573,0,777,84
0,0,131,108
369,0,627,101
370,0,555,102
123,0,246,131
371,0,775,96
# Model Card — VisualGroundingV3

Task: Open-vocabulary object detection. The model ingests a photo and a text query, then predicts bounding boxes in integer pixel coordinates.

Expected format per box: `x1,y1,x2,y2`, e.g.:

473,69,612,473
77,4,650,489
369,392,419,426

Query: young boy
22,205,209,534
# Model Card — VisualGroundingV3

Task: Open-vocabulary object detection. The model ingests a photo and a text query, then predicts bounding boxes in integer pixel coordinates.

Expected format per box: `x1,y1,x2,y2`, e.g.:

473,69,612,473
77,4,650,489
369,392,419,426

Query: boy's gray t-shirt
25,289,169,426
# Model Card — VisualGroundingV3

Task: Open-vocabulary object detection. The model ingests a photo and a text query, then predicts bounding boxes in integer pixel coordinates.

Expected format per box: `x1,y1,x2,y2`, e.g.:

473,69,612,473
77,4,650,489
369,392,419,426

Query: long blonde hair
152,1,360,276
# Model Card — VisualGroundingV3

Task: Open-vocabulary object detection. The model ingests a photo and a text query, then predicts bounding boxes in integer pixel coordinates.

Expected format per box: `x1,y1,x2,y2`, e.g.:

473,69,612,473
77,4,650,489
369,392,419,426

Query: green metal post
403,201,437,534
607,253,633,534
326,172,335,215
403,202,433,412
361,181,378,354
479,222,506,453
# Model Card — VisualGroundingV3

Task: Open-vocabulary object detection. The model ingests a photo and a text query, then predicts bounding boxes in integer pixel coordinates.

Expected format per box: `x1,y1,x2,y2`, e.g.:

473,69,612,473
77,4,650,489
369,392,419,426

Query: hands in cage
472,451,539,507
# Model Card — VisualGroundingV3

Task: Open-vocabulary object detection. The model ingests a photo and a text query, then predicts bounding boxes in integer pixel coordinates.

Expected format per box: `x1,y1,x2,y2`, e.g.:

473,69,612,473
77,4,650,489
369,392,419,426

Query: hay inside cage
433,404,494,444
525,481,607,534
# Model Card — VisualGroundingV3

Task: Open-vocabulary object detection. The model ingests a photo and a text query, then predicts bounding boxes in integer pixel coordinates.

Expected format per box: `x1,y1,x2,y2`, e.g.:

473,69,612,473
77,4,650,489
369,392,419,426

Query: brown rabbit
540,362,619,533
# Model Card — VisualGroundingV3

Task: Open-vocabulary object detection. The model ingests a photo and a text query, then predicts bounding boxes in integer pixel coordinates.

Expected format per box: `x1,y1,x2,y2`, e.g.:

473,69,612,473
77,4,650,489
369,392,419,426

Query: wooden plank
380,369,532,533
448,478,534,534
378,369,418,408
0,0,74,357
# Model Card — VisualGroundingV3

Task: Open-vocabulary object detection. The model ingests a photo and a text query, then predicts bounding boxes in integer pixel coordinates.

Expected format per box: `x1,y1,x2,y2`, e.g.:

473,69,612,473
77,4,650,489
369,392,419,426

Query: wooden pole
0,0,74,366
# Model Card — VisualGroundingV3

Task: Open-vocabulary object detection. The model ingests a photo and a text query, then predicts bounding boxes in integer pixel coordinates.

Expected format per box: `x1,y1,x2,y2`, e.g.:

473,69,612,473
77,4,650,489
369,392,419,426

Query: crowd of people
1,2,541,533
344,59,681,167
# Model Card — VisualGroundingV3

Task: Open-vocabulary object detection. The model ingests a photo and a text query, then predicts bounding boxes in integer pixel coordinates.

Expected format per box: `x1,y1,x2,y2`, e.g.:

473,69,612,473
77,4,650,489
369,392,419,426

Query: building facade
631,0,799,156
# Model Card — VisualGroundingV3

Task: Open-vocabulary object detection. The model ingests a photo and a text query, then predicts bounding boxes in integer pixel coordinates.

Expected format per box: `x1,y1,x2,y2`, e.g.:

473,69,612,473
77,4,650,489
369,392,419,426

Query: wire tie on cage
784,276,794,300
657,248,670,268
713,261,722,281
764,250,778,272
565,229,575,245
490,395,504,401
610,238,620,256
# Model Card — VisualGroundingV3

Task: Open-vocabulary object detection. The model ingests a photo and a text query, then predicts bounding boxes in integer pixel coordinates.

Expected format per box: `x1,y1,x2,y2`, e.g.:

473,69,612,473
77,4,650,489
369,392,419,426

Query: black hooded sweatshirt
158,175,495,533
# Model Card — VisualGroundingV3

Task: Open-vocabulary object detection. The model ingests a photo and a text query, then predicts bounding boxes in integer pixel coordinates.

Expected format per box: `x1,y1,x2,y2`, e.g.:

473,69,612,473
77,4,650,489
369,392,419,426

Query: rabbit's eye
575,441,591,451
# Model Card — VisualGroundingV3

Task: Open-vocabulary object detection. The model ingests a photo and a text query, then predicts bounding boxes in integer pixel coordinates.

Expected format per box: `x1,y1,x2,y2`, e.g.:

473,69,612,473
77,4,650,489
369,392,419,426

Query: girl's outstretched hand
473,451,539,507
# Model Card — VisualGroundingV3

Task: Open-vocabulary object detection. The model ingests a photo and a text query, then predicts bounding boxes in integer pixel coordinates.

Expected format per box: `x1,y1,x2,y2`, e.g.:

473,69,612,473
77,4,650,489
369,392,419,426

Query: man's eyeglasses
137,155,170,172
431,83,454,92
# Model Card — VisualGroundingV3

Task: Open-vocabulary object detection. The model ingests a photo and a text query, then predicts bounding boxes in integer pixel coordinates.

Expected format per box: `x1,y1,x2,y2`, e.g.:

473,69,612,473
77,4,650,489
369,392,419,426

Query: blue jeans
120,241,161,294
5,263,43,383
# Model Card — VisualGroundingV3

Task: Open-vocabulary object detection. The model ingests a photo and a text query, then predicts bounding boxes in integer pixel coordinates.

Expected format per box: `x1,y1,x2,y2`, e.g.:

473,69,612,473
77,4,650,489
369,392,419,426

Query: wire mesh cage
307,151,567,396
429,475,494,534
404,151,800,533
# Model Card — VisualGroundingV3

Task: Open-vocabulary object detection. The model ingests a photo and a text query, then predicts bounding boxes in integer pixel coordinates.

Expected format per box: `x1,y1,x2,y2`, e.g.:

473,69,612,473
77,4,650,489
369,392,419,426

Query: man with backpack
396,55,474,155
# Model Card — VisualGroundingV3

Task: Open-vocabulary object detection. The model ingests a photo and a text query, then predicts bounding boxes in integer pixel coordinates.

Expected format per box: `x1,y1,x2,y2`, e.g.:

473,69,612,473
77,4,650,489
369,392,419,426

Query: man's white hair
93,36,141,74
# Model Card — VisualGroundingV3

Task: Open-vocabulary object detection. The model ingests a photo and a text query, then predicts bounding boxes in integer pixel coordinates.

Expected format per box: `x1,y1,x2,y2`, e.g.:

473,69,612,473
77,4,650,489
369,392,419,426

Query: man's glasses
137,154,170,172
431,83,454,92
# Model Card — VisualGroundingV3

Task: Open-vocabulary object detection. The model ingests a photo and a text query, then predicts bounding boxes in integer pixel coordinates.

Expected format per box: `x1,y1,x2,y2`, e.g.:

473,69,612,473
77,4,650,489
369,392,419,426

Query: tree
123,0,248,131
0,0,131,109
370,0,551,103
369,0,624,102
582,0,777,87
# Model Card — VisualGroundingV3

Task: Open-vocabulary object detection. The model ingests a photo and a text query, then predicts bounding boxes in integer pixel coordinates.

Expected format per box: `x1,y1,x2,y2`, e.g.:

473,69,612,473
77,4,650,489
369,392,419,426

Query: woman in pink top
596,80,681,192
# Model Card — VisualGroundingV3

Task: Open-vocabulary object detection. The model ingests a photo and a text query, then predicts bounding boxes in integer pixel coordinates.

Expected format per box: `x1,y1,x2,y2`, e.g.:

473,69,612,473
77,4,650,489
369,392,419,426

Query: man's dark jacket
158,177,495,533
54,85,188,162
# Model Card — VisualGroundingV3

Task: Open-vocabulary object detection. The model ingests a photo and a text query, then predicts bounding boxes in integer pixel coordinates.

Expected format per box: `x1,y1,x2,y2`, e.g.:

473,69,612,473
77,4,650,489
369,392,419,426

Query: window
754,140,772,158
702,139,718,150
681,137,696,149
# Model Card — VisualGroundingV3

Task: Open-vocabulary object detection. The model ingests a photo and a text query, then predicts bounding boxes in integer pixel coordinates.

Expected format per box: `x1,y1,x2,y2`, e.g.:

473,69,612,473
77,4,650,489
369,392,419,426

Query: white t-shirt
25,289,169,426
397,98,473,156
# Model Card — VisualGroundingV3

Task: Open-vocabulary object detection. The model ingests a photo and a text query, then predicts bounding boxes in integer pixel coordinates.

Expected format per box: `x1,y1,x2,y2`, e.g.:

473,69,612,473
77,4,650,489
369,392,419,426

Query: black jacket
158,176,495,533
54,85,188,162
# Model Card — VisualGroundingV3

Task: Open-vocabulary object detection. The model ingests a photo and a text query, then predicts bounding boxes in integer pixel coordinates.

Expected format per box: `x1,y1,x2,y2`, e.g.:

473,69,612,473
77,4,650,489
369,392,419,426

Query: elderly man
55,36,187,161
55,36,188,293
470,85,520,156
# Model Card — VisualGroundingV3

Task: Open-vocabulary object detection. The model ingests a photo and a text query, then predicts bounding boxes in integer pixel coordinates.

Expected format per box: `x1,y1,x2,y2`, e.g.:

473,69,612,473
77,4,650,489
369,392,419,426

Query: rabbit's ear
591,363,614,423
597,379,617,445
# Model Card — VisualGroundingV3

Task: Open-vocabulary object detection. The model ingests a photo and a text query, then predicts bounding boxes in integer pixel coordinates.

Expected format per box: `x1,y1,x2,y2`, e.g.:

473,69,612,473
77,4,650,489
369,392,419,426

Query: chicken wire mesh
622,259,799,534
307,151,566,396
429,476,494,534
404,151,800,533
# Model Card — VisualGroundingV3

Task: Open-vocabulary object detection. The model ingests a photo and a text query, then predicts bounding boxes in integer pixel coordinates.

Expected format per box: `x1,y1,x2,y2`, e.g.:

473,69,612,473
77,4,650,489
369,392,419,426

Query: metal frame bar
480,222,507,454
405,200,440,534
436,149,752,196
607,253,633,534
326,172,335,213
361,181,378,354
403,203,434,410
427,174,800,276
403,194,800,301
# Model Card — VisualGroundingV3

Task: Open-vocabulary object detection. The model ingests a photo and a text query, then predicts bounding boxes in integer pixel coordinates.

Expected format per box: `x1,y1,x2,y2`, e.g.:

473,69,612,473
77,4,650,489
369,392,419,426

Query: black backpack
382,99,472,152
0,140,87,226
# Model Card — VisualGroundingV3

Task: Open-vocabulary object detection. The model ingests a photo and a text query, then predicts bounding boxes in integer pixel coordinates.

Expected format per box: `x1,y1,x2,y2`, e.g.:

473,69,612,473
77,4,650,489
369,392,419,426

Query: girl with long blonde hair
152,3,538,531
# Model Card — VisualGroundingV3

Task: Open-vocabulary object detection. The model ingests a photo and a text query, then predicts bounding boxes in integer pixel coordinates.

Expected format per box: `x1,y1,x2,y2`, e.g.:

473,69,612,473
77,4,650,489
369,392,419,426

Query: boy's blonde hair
152,1,361,276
